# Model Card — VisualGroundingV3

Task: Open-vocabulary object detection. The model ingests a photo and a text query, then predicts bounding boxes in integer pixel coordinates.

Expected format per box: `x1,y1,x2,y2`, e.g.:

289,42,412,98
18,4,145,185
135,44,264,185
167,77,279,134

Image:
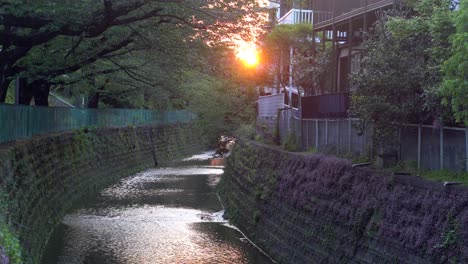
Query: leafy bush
235,124,256,140
283,132,298,152
0,192,22,263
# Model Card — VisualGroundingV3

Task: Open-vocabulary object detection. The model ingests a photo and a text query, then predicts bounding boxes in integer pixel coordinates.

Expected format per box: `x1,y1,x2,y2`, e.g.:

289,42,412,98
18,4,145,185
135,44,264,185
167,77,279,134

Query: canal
42,152,274,264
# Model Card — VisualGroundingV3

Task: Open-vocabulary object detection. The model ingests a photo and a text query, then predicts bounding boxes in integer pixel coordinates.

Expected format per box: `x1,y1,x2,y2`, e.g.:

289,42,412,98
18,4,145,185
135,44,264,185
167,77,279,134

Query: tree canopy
440,0,468,125
0,0,265,105
349,0,463,143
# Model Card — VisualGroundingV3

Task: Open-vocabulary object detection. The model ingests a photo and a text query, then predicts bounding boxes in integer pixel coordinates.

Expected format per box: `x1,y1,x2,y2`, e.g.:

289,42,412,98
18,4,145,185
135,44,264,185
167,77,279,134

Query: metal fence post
306,120,309,150
348,118,352,154
315,120,319,150
336,120,339,154
364,124,368,156
325,119,328,145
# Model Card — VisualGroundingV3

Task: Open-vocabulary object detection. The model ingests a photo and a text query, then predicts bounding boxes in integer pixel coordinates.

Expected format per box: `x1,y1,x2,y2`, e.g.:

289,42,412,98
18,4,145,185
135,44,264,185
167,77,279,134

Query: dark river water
42,152,274,264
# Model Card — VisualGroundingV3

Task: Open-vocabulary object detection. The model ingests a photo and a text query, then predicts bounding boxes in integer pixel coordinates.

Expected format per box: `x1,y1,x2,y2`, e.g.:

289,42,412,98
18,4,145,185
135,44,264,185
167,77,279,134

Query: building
303,0,396,118
258,0,397,135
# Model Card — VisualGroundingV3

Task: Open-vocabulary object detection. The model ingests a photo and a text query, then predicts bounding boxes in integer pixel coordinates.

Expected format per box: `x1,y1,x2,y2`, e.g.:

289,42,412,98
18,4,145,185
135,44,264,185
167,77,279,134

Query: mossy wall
220,140,468,264
0,124,204,264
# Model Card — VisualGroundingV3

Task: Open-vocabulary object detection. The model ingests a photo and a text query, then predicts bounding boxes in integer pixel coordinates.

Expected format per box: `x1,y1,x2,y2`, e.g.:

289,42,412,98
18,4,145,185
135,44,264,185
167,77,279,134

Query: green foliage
260,23,334,95
283,132,298,152
389,160,419,174
262,23,334,95
391,160,468,185
233,124,256,140
350,0,459,144
5,84,14,104
434,212,460,263
252,210,261,224
254,134,264,142
440,0,468,125
0,0,267,106
186,72,255,144
351,18,430,142
307,147,318,153
422,170,468,186
0,192,23,264
266,24,313,49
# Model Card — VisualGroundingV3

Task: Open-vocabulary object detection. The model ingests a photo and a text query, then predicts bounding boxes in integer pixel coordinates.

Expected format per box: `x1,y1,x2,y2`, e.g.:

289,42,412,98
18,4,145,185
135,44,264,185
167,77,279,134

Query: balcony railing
301,92,350,119
278,9,314,25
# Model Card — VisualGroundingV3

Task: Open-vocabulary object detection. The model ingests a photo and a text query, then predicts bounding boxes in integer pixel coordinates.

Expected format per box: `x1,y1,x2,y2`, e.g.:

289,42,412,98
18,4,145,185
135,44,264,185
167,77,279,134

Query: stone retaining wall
0,124,204,263
220,140,468,264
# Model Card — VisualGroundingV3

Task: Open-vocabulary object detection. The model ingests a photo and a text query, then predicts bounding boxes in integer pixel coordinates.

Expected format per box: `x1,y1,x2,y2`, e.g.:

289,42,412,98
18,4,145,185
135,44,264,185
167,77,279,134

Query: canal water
42,152,274,264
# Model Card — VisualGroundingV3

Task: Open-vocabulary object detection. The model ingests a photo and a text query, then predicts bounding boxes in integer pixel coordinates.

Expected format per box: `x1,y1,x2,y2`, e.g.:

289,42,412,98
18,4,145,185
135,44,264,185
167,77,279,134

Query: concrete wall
0,124,204,263
220,140,468,264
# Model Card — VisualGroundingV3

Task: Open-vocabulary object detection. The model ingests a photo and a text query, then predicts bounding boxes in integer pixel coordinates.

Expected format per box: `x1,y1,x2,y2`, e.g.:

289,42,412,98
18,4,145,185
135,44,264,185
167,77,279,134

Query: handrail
277,9,294,24
49,92,76,108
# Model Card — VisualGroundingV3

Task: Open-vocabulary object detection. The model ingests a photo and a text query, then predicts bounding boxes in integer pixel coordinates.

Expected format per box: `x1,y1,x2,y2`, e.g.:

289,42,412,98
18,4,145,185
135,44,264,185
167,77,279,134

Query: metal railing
301,92,350,119
0,104,195,144
278,9,314,25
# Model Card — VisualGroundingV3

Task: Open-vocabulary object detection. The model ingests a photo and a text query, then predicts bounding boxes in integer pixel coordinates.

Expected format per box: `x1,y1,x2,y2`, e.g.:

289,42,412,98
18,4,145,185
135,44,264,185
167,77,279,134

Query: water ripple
42,162,273,264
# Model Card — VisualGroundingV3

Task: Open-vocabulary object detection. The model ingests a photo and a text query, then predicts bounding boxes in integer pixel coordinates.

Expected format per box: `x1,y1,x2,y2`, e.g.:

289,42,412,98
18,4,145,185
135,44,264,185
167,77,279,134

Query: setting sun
236,43,260,67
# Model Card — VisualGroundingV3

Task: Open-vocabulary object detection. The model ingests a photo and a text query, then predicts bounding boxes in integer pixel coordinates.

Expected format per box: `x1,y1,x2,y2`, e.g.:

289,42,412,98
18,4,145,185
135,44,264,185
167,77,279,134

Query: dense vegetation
0,0,267,142
350,0,466,143
258,23,333,97
0,2,268,261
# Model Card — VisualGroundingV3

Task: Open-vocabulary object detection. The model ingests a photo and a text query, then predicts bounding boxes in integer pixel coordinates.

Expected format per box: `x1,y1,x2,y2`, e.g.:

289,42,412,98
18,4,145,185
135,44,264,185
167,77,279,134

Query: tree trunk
33,82,50,106
88,85,105,108
0,65,12,103
18,81,34,105
19,80,51,106
88,91,99,108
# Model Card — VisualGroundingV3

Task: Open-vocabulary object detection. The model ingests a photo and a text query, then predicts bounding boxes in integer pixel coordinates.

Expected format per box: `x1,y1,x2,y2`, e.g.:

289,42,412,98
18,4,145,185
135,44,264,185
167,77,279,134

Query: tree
0,0,264,105
259,23,333,96
349,0,458,143
51,24,208,109
292,42,332,96
440,0,468,125
261,24,312,93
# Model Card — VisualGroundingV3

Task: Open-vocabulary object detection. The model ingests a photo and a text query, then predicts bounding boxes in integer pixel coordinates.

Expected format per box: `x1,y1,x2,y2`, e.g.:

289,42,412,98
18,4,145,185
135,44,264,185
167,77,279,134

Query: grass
420,170,468,186
390,161,468,186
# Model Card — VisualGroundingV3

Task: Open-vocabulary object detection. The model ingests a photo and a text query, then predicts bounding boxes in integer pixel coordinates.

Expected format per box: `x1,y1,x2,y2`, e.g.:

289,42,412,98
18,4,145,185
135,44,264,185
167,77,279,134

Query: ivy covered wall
220,140,468,264
0,124,204,263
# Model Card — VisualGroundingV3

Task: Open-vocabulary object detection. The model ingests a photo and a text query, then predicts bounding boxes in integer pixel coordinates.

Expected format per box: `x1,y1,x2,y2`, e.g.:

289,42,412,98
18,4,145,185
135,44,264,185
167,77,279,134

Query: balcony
278,9,314,25
301,92,350,119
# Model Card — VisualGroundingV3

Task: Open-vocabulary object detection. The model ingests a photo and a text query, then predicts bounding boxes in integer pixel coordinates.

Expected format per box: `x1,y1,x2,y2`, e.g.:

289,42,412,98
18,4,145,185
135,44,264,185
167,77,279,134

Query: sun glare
236,43,259,67
230,0,267,68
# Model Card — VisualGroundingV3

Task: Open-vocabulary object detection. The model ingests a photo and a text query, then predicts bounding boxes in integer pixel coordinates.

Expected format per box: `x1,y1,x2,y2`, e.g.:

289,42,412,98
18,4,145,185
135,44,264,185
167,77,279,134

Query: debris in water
213,135,236,158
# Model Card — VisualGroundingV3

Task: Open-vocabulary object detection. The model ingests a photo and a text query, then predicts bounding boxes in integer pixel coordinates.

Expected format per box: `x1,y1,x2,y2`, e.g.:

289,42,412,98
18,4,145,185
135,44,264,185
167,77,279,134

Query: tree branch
14,34,136,82
64,36,84,58
105,58,157,87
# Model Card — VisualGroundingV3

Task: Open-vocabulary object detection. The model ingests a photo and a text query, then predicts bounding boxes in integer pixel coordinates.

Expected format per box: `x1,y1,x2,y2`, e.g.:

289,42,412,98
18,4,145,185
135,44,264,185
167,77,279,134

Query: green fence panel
0,104,194,144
